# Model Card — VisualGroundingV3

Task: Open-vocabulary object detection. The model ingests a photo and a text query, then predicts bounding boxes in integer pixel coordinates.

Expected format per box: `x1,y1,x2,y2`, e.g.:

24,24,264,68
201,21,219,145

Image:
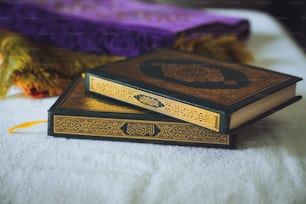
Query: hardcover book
48,77,235,148
85,49,302,133
0,0,249,57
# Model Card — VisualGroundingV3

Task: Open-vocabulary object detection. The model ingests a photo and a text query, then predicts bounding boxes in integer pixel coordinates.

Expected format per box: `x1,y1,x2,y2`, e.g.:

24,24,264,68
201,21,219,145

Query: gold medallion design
134,94,165,108
158,63,225,83
101,50,290,106
124,122,158,136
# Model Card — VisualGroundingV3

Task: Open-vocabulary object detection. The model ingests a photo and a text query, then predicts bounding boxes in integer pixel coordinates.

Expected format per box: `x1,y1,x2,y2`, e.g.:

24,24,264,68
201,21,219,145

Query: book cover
85,49,302,133
0,0,249,57
48,77,235,148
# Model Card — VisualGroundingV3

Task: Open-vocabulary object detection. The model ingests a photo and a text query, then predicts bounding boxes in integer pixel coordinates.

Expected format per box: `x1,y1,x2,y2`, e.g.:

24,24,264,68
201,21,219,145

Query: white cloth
1,9,306,204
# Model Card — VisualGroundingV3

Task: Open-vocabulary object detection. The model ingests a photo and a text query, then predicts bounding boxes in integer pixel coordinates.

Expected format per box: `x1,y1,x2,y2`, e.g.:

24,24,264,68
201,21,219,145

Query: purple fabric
0,0,250,57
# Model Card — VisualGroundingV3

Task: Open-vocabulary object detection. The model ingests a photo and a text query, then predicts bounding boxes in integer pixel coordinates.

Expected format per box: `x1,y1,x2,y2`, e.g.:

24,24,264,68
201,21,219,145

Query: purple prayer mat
0,0,250,57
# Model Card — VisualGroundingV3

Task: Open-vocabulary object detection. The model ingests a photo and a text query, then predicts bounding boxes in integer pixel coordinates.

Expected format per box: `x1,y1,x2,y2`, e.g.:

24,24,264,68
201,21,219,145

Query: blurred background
143,0,306,53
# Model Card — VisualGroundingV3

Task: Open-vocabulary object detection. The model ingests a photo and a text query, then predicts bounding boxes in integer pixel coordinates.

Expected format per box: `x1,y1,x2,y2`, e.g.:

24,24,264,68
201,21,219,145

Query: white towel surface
1,10,306,204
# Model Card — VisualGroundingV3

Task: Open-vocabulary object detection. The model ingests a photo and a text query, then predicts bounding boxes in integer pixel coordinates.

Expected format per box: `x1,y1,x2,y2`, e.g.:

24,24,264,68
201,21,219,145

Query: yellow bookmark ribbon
8,120,48,133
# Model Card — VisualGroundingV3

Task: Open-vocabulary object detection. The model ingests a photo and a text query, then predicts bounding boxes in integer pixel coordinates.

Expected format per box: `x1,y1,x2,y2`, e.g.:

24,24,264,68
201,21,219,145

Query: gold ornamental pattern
101,50,290,105
58,78,145,114
89,76,220,132
53,115,230,144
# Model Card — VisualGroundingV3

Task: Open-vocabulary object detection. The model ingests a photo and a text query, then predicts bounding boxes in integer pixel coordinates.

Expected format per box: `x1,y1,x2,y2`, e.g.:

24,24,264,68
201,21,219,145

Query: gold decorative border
53,115,230,145
89,76,221,132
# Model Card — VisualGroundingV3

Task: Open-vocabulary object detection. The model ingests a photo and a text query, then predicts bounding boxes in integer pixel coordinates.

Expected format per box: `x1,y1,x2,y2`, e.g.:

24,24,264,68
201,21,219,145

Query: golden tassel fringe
173,33,253,64
1,29,253,99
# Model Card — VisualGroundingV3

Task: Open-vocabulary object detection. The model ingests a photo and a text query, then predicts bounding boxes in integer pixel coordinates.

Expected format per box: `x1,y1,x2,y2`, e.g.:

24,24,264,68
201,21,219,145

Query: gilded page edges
88,75,221,132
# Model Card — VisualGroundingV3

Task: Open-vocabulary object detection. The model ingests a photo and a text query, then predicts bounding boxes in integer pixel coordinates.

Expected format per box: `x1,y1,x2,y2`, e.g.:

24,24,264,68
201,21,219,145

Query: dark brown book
48,77,234,148
85,49,302,133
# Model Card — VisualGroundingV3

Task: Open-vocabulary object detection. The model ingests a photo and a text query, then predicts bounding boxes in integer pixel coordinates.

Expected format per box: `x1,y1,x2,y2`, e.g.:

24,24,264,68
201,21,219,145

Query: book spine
48,113,233,148
86,74,223,132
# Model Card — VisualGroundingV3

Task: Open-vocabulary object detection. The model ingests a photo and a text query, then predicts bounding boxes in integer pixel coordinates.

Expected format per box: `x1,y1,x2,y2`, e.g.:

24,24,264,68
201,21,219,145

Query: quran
48,77,235,148
85,49,302,133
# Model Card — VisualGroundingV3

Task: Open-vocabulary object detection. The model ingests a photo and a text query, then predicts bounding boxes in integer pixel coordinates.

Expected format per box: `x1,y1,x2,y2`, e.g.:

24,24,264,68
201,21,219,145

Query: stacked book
48,49,302,148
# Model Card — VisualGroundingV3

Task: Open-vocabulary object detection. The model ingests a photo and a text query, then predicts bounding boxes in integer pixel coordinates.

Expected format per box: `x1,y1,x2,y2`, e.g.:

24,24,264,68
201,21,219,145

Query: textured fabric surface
0,0,249,56
1,10,306,204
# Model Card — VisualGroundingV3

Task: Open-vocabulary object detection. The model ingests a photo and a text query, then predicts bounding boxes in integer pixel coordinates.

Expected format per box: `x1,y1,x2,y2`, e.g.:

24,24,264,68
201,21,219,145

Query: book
48,77,235,148
0,0,249,57
85,49,302,133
